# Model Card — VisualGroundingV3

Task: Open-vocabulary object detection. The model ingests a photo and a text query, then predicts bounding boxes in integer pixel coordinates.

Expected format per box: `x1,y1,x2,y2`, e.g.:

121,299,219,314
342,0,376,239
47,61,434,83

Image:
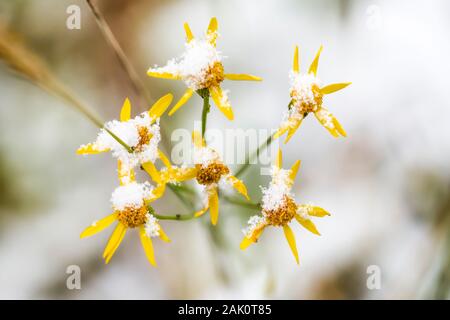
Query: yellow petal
293,45,299,73
168,88,193,116
118,160,135,185
295,214,321,236
320,82,352,95
240,224,266,250
139,226,157,267
208,187,219,225
173,167,197,182
308,45,323,76
284,119,303,144
147,70,181,80
333,116,347,137
227,175,250,200
240,236,254,250
192,130,206,148
314,108,346,138
224,74,262,81
76,143,109,155
209,86,234,120
184,22,194,42
273,125,290,140
150,183,166,201
207,17,218,35
299,204,330,217
149,93,173,122
120,98,131,122
275,148,283,169
104,231,126,264
288,160,301,187
157,149,172,169
142,162,161,184
206,17,218,46
283,225,299,264
194,206,209,217
80,213,117,239
103,223,127,264
158,224,171,243
311,206,330,217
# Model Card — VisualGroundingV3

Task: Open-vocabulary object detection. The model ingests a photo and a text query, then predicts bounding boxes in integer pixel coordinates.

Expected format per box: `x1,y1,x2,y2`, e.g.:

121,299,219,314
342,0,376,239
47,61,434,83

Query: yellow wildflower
274,46,351,142
240,149,330,264
77,94,173,180
147,17,261,120
171,131,249,225
80,162,170,266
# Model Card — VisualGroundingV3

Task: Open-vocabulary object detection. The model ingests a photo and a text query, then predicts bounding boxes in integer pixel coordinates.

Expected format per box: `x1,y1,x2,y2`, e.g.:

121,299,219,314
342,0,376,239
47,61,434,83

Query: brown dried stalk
0,23,103,127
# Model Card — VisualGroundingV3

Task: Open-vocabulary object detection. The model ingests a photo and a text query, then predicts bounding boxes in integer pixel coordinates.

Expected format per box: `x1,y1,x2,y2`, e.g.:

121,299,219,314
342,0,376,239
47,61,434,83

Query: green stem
153,211,196,221
168,182,197,195
167,183,194,208
234,134,274,178
200,89,210,138
46,80,136,154
104,128,133,153
221,194,261,210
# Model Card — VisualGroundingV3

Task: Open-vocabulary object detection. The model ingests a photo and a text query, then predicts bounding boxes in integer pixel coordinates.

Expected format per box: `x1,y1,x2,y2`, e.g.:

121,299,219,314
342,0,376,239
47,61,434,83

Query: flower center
263,195,297,226
135,126,151,152
116,205,148,228
291,83,323,115
195,162,229,185
199,61,224,89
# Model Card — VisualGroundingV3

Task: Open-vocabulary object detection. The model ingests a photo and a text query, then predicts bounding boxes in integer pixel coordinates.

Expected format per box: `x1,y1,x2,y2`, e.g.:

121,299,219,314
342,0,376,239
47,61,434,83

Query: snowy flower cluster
89,113,161,171
260,166,293,212
111,181,153,211
144,213,160,238
289,72,322,111
193,144,222,167
149,39,224,91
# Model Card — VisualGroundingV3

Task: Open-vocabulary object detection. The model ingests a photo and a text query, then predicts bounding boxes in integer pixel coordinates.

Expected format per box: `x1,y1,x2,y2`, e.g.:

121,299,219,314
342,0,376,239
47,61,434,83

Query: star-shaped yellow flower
169,131,249,225
240,149,330,264
274,46,351,143
147,17,262,120
80,162,170,266
77,94,173,179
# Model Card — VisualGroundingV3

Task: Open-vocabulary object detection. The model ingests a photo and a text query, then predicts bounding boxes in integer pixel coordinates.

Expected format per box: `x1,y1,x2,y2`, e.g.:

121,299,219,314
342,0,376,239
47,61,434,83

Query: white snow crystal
111,182,153,211
149,39,224,91
144,214,160,238
289,72,321,109
261,166,293,211
242,215,266,237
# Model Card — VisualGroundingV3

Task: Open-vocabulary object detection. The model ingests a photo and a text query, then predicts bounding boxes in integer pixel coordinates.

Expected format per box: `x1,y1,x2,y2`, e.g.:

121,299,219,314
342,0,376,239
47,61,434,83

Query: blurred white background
0,0,449,299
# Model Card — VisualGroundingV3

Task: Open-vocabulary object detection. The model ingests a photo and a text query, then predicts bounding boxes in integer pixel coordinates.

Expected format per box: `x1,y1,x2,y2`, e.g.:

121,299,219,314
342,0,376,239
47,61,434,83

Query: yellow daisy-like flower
77,94,173,180
171,131,249,225
147,17,262,120
240,149,330,264
274,46,351,143
80,162,170,266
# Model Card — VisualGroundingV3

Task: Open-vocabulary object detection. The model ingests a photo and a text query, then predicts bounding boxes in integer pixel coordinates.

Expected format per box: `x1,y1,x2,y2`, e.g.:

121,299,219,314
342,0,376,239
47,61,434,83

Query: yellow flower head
274,46,351,143
77,94,173,179
80,163,170,267
240,149,330,264
147,17,262,120
171,131,249,226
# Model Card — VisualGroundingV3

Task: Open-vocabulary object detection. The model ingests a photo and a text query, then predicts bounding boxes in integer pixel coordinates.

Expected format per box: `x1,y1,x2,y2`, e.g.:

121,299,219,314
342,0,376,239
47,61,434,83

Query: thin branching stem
85,0,152,105
153,211,196,221
234,134,274,178
196,88,211,138
221,194,261,210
